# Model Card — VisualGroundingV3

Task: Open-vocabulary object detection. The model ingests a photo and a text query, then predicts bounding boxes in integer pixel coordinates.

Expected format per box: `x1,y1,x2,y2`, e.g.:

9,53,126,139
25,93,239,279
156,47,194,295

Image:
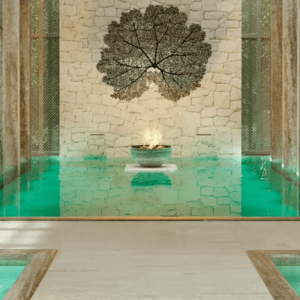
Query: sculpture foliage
97,5,212,101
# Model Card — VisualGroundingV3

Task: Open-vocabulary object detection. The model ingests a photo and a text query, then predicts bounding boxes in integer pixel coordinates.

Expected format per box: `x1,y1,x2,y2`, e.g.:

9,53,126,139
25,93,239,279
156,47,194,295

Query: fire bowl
131,145,172,167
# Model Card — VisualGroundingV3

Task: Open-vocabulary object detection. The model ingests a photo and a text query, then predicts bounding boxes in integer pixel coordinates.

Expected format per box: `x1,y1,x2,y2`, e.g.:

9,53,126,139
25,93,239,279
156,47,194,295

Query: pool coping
247,250,300,300
1,249,58,300
0,217,300,221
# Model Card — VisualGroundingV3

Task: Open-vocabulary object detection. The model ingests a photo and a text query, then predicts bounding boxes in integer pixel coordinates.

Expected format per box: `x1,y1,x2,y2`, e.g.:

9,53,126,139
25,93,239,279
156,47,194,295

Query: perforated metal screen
31,0,59,154
242,0,271,154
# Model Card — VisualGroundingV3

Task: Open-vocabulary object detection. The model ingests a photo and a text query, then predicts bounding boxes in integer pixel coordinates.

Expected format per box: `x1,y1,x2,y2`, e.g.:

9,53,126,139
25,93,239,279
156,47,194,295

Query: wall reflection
59,157,242,217
0,156,298,218
242,156,299,217
131,172,172,187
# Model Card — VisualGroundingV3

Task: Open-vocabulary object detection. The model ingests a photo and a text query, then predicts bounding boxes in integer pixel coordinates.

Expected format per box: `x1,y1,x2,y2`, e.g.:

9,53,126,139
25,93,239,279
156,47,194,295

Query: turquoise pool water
0,156,299,217
270,255,300,297
0,259,29,299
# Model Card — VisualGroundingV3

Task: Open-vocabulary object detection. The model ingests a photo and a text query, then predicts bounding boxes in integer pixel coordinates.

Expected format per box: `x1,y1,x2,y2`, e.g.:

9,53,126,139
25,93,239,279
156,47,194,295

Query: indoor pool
0,259,29,299
0,156,299,218
270,254,300,297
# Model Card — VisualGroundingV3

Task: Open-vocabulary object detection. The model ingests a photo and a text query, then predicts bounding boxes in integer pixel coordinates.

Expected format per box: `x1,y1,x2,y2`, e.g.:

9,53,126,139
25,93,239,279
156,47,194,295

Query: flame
142,128,163,150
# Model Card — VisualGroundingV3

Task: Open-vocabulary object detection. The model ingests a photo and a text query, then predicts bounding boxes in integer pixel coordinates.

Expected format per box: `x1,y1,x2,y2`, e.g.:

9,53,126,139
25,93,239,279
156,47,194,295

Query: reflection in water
0,156,298,217
241,156,299,217
131,172,172,187
83,155,107,162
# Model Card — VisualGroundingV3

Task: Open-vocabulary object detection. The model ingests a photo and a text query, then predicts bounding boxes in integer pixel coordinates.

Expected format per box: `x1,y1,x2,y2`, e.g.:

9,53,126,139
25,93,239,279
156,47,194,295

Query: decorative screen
31,0,59,154
242,0,271,154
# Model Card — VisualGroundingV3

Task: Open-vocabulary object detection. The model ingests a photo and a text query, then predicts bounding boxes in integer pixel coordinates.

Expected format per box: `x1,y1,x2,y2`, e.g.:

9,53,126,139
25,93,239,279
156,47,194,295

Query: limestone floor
0,221,299,299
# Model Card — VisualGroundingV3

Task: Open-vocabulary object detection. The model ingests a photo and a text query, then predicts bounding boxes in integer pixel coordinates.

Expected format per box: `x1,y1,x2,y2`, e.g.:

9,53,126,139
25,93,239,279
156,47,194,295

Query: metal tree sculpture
97,5,212,101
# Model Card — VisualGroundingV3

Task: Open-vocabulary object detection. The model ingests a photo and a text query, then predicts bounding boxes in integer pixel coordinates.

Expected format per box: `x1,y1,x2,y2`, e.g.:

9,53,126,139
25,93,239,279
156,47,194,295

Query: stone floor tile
31,268,270,299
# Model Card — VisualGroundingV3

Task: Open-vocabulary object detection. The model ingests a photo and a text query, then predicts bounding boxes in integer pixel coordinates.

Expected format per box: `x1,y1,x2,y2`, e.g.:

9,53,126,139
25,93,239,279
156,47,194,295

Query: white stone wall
60,0,242,157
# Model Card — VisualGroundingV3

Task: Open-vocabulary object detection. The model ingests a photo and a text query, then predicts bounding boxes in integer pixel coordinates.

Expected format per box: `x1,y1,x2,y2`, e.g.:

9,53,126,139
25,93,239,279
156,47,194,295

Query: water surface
0,259,29,299
0,156,298,217
271,254,300,297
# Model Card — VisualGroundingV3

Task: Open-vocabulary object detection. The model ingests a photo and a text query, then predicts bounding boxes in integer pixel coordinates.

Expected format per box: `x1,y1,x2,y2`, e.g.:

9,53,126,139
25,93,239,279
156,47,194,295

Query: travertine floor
0,221,299,299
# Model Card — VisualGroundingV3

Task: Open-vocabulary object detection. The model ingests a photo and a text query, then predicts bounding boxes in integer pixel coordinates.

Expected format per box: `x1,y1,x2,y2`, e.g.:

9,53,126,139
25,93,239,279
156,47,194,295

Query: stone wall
60,0,242,157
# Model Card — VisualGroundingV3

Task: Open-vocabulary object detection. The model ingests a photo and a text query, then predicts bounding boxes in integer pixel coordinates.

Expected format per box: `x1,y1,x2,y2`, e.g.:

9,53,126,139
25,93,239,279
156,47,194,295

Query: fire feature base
125,164,178,172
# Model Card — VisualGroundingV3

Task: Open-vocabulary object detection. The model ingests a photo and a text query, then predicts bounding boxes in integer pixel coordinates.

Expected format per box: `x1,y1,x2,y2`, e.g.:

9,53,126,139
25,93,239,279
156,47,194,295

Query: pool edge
2,249,58,300
247,250,300,300
0,217,299,221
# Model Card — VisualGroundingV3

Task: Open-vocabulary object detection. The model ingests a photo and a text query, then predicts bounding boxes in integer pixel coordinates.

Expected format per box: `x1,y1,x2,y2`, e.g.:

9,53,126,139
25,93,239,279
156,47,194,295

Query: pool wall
0,249,58,300
247,250,300,300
